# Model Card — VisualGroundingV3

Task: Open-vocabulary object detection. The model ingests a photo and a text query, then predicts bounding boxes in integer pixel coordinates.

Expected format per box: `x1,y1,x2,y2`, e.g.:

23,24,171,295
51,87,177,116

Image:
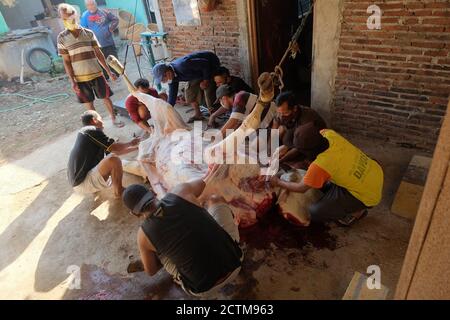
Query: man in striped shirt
57,3,123,127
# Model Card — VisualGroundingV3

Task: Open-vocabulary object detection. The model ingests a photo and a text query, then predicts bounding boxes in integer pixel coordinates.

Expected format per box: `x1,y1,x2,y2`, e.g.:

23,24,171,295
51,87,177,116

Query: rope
0,93,69,113
270,1,314,91
123,0,139,70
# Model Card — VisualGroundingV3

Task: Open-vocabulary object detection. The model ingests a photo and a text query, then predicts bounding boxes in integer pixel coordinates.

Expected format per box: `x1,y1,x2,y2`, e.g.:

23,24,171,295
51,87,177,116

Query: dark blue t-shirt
167,51,220,106
80,9,118,47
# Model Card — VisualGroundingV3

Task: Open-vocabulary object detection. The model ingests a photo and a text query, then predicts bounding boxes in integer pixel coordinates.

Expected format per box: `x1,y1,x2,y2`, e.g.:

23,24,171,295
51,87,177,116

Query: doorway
251,0,313,106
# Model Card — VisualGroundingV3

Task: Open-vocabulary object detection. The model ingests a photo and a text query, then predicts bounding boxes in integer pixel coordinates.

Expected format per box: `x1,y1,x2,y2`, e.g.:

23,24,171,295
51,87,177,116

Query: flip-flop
188,115,205,123
336,209,368,227
113,120,125,128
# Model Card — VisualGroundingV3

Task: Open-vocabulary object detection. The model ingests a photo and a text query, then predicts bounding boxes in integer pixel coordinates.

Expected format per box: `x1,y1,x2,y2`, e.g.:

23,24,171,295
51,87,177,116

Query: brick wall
158,0,242,76
333,0,450,151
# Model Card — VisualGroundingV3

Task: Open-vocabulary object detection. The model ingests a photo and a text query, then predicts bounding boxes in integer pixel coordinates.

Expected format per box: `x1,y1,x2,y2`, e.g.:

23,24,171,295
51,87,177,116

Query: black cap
122,184,155,214
214,84,235,104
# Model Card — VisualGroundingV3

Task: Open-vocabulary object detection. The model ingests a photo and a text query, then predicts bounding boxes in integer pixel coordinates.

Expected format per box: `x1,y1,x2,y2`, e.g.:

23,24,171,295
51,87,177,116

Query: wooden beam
246,0,259,89
395,100,450,299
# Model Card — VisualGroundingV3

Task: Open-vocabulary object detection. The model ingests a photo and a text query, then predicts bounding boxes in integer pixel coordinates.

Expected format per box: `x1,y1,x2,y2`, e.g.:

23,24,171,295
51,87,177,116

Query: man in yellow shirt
270,123,384,226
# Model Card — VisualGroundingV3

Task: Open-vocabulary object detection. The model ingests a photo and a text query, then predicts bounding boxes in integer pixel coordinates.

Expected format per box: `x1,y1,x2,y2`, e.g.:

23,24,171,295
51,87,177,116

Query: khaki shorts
73,165,111,194
185,79,217,108
160,202,242,297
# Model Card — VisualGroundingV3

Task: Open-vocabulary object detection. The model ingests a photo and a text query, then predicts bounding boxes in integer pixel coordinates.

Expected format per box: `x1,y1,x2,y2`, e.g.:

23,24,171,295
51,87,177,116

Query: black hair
304,139,330,162
134,78,150,89
81,110,99,126
275,91,297,109
213,66,230,78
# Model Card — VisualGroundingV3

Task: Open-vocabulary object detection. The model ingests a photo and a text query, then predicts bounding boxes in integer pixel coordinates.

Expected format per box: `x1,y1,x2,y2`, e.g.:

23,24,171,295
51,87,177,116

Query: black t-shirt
229,76,255,94
67,126,115,187
141,193,242,294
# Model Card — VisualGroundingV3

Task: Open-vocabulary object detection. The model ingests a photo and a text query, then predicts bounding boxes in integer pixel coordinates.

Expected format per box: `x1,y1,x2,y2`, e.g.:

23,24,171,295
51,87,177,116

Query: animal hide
127,91,318,227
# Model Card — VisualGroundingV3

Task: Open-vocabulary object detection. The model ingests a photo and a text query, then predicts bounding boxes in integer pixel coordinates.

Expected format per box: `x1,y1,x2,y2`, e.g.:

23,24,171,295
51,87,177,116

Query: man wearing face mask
272,91,327,168
152,51,220,123
209,85,277,136
57,3,124,128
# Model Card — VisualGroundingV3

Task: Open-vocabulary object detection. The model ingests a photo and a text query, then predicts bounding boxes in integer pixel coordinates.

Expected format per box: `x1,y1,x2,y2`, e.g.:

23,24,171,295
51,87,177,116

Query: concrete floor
0,109,422,300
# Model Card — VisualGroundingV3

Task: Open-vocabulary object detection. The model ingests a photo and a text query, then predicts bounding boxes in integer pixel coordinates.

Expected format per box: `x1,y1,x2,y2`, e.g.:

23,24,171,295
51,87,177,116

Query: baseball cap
122,184,156,215
152,63,168,85
214,84,235,104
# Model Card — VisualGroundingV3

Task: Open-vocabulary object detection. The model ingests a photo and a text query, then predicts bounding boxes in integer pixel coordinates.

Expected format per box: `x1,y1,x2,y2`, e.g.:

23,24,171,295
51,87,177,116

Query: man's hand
207,116,216,128
146,126,154,135
130,137,141,146
200,80,209,90
269,176,281,188
109,72,118,81
278,145,289,160
203,163,221,183
158,92,168,102
71,81,81,94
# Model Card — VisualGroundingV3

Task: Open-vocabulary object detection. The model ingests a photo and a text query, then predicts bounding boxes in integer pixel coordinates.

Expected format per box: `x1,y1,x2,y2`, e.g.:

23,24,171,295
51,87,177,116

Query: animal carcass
119,85,316,227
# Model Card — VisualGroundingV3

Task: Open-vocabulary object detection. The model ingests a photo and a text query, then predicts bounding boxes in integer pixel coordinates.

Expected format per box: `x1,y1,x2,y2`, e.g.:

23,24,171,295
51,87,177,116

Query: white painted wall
311,0,344,124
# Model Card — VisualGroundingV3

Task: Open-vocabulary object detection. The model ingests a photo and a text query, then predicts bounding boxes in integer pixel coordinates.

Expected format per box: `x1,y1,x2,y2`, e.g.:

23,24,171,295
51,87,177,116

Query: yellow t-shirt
308,129,384,207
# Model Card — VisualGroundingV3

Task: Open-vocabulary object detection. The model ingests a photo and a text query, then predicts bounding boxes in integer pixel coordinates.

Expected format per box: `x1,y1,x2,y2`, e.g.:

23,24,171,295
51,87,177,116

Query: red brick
334,0,448,152
159,0,242,76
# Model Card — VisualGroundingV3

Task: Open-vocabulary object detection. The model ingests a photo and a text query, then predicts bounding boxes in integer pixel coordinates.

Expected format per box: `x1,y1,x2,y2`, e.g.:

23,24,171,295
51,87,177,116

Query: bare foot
127,260,144,273
114,186,124,199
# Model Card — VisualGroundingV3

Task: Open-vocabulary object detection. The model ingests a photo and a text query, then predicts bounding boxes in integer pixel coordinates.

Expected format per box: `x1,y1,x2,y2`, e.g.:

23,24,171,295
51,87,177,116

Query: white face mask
166,79,173,85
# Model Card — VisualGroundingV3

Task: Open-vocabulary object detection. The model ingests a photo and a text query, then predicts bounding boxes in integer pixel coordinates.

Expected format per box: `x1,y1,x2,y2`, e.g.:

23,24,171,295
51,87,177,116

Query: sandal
113,120,125,128
337,209,368,227
188,115,205,123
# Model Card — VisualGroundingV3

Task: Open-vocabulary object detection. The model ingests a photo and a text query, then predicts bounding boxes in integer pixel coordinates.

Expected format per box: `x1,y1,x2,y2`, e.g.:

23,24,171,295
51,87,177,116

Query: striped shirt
57,28,103,82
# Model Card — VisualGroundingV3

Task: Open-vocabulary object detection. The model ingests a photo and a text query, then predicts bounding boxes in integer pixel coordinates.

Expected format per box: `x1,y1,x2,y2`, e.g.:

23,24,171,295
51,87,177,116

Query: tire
26,47,53,73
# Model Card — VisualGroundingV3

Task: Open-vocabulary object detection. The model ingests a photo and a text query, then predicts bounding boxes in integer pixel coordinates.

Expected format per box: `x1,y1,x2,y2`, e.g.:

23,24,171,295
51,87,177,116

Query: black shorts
100,45,119,78
76,76,114,104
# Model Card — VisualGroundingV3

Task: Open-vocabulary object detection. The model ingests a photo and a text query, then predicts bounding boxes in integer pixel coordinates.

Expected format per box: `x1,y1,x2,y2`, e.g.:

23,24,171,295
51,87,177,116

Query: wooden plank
343,272,389,300
395,100,450,299
391,155,432,220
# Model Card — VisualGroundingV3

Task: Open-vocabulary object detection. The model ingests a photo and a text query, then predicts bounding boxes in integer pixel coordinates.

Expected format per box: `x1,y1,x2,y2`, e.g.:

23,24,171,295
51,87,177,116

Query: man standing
81,0,119,80
125,78,168,134
270,123,384,227
152,51,220,123
208,85,277,136
68,111,140,198
57,3,123,128
122,168,243,296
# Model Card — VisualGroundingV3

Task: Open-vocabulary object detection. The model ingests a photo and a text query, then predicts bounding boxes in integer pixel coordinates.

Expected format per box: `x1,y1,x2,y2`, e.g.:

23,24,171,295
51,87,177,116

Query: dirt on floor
0,74,128,166
0,42,153,166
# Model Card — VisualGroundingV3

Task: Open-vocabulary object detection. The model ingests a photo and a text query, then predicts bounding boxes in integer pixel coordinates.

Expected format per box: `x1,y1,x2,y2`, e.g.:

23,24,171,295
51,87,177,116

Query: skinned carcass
277,170,322,226
129,91,275,227
108,56,318,227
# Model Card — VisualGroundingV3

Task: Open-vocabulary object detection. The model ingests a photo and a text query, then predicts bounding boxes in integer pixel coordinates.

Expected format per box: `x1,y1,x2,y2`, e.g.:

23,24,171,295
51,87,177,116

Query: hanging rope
123,0,139,71
270,1,314,91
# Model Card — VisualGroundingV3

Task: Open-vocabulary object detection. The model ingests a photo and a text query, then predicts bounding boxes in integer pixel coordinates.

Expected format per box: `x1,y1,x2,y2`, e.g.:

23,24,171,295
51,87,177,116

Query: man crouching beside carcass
122,165,243,296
